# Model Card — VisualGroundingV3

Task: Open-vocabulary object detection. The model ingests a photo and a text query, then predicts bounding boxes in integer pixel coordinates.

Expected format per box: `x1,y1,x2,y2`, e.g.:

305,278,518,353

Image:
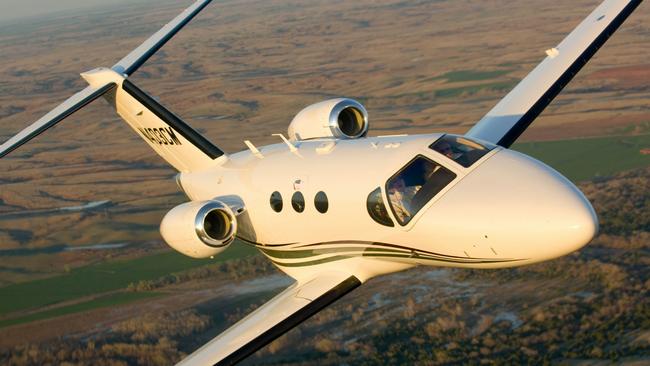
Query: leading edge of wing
465,0,643,148
177,273,361,366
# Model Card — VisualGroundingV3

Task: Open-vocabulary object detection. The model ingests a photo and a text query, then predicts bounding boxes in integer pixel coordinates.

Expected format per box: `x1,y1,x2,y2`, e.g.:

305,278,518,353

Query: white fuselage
73,68,596,284
177,134,598,282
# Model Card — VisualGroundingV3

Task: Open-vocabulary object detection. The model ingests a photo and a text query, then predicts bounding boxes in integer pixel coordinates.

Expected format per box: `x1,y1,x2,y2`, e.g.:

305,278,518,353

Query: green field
0,292,161,328
437,69,512,83
391,80,518,103
513,134,650,182
0,241,255,316
435,81,517,99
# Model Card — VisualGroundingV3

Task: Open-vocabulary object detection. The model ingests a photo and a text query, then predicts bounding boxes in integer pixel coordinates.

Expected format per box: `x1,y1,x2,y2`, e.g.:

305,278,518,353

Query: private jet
0,0,644,364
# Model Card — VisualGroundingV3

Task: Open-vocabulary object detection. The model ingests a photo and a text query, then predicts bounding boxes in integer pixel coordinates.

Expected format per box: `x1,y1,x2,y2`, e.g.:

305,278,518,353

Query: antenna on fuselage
272,133,299,154
244,140,264,158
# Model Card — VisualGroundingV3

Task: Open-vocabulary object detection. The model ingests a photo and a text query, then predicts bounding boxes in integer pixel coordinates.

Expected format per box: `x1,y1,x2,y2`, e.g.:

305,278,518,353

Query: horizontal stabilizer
177,273,360,366
1,1,223,170
0,83,116,158
465,0,643,148
112,0,213,76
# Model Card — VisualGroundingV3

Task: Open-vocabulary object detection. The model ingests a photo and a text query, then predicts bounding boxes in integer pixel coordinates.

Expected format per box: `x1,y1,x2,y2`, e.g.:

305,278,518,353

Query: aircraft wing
465,0,643,148
112,0,213,76
177,272,361,366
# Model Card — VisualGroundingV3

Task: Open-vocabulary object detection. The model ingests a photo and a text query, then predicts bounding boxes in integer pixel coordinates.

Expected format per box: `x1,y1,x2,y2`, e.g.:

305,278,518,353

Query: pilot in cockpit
387,156,454,225
435,141,461,160
388,177,414,222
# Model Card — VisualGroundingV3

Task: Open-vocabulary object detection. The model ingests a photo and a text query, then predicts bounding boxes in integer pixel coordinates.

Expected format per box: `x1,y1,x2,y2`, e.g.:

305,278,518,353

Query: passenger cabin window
270,191,283,212
366,187,394,227
430,134,494,168
386,155,456,225
314,191,328,213
292,191,305,212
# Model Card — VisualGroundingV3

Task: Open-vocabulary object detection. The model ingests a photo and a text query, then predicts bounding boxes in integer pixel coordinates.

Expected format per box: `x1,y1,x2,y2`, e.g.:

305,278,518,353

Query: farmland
514,133,650,182
0,292,161,329
0,242,255,327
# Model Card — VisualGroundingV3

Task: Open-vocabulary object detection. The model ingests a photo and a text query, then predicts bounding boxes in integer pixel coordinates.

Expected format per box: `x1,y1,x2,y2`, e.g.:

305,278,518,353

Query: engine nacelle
160,200,237,258
288,98,368,141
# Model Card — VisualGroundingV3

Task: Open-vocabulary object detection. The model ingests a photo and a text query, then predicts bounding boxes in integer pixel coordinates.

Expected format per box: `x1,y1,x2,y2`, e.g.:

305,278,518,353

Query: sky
0,0,153,23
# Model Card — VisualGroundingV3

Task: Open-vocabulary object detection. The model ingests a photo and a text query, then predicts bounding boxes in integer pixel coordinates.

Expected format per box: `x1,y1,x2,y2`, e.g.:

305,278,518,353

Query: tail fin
0,0,224,172
84,68,225,172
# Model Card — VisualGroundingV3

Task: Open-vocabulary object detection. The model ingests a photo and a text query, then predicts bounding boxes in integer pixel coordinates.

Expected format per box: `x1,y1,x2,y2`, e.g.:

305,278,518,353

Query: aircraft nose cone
544,176,599,256
481,149,599,260
417,148,598,265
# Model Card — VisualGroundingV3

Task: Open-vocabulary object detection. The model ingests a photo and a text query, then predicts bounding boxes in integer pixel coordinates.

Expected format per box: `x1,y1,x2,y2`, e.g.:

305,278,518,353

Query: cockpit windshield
430,134,494,167
386,155,456,225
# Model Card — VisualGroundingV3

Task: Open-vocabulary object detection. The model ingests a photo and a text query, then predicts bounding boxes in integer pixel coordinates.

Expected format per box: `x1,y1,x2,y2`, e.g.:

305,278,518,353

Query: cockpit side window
386,155,456,225
430,134,494,167
367,187,394,227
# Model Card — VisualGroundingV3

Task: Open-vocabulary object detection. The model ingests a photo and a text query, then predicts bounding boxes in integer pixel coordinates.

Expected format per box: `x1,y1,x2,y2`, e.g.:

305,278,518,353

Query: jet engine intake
160,200,238,258
288,98,368,141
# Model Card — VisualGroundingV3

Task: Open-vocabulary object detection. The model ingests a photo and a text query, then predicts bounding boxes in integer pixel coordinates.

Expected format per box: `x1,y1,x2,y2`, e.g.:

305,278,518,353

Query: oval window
291,192,305,213
314,191,328,213
270,191,283,212
366,187,394,227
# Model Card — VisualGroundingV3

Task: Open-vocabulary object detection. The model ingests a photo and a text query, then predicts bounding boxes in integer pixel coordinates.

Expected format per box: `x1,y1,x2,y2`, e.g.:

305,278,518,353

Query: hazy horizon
0,0,155,24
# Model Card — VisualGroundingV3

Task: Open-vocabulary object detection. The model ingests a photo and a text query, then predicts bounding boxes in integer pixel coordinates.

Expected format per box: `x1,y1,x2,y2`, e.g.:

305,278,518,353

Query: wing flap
0,83,116,158
465,0,643,148
177,273,360,366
